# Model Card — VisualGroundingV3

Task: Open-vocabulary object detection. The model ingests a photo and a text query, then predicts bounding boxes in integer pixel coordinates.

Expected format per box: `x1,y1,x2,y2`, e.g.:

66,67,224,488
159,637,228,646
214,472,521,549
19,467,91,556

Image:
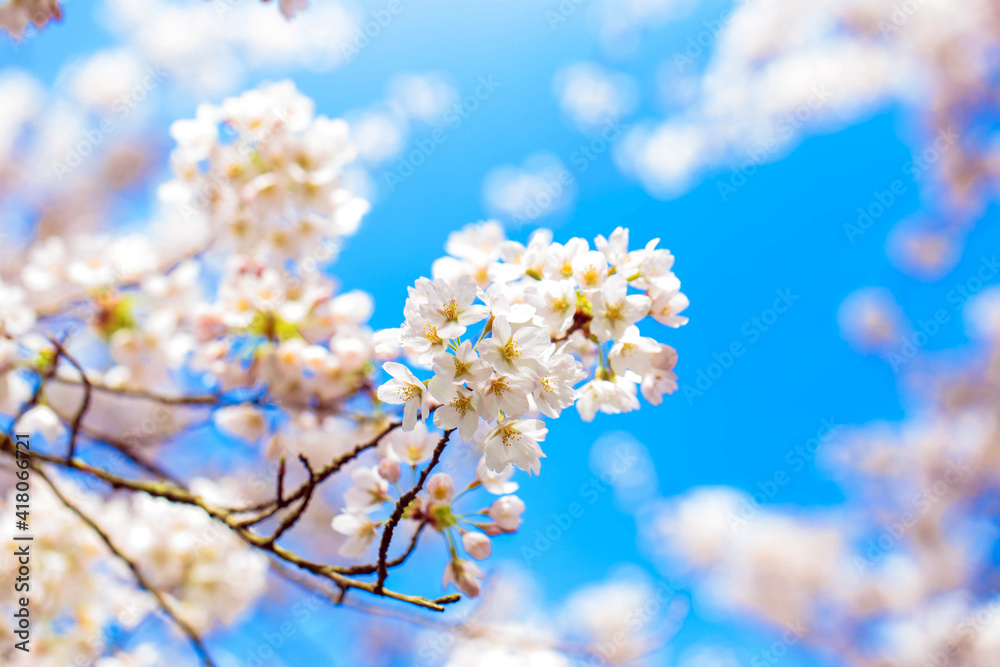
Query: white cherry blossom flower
417,275,489,339
480,372,534,419
571,250,610,290
373,328,402,358
343,466,391,511
595,226,630,268
641,344,679,406
527,279,578,338
589,275,652,342
332,510,377,558
427,472,454,501
489,229,552,283
16,405,66,443
430,383,483,441
432,220,506,286
625,238,675,290
430,341,491,387
608,326,662,375
533,347,586,418
0,282,35,336
476,456,519,495
378,457,401,483
383,420,440,466
542,237,589,280
478,282,536,323
213,404,267,442
376,361,428,431
576,377,640,422
649,274,690,328
479,316,549,379
482,417,547,474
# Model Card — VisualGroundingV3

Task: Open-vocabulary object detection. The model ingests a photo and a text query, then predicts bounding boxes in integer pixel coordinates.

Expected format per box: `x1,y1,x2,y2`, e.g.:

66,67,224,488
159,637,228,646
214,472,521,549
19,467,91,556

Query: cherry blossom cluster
160,80,369,266
190,254,377,411
376,221,688,475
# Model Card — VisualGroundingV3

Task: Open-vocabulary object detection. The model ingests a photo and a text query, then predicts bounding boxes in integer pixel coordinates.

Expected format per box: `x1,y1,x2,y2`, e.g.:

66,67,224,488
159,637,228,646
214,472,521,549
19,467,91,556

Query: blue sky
7,1,1000,664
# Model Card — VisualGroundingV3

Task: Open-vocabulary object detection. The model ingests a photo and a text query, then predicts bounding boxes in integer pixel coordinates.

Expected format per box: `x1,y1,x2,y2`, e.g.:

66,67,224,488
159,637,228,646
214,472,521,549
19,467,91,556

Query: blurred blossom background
2,0,1000,665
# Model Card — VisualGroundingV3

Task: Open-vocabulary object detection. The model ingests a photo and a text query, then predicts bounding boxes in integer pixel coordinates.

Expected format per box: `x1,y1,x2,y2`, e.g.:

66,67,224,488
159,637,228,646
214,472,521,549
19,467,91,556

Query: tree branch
47,337,91,461
374,429,454,594
0,433,454,612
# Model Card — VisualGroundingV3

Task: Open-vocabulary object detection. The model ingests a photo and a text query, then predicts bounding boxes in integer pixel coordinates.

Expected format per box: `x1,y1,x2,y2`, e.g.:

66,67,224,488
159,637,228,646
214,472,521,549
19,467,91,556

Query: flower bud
442,559,483,598
461,531,492,560
488,495,525,533
377,457,401,484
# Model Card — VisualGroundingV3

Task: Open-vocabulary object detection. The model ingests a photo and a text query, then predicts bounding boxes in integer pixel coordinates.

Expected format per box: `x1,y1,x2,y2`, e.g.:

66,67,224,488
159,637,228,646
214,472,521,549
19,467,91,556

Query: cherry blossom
482,417,548,475
332,509,377,557
376,361,429,431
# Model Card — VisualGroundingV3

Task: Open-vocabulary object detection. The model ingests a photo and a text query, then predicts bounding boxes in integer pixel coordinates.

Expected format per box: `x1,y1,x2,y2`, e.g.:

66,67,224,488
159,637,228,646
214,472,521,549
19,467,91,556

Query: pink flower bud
488,495,525,533
378,457,401,484
442,559,483,598
461,531,492,560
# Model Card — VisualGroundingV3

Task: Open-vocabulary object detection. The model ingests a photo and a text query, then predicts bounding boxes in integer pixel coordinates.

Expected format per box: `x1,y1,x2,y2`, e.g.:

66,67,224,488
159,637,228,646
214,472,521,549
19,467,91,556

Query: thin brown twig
49,375,221,405
35,467,217,667
340,520,429,575
230,421,402,518
86,430,185,486
266,456,316,546
276,455,286,504
374,429,454,594
47,337,91,461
